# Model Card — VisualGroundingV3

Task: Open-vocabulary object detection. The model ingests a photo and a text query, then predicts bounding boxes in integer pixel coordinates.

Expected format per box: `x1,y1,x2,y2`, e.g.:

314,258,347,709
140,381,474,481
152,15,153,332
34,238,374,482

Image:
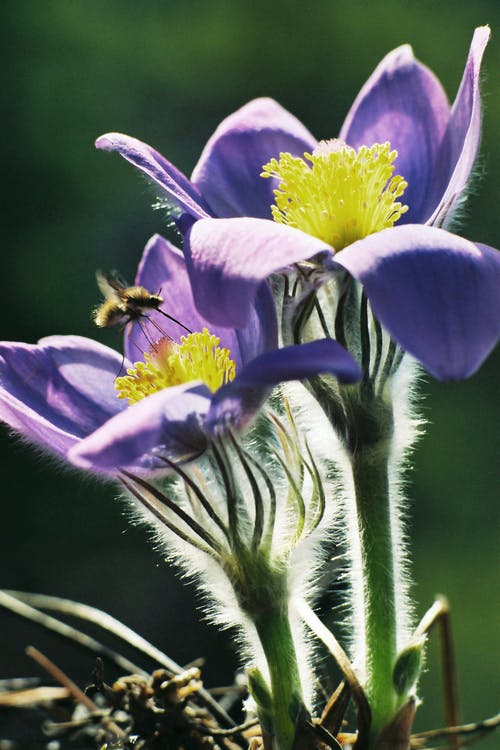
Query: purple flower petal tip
95,132,210,221
429,25,490,227
337,225,500,380
341,27,490,227
95,134,115,151
0,336,126,460
340,41,450,224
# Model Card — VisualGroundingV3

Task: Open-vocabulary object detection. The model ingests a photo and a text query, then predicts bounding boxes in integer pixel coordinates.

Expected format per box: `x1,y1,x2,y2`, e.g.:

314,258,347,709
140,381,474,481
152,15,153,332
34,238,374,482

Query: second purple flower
0,235,359,476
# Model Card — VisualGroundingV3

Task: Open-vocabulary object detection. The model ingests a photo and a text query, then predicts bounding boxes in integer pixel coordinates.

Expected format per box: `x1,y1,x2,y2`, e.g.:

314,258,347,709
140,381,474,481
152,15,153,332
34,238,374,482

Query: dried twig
414,596,460,749
1,589,235,728
294,597,371,747
411,713,500,749
0,589,145,675
0,685,69,706
26,645,126,738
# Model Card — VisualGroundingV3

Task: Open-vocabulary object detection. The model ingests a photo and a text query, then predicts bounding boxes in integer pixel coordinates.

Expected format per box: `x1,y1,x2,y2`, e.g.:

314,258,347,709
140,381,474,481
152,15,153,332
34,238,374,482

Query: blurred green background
0,0,498,743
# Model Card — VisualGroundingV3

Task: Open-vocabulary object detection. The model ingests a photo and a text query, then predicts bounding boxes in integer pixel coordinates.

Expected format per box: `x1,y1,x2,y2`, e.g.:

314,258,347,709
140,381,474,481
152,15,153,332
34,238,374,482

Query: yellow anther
115,329,236,405
261,139,408,251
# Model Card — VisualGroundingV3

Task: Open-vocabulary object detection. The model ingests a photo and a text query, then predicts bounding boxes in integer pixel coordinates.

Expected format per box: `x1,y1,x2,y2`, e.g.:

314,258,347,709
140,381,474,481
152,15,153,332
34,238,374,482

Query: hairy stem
254,606,303,750
351,440,398,739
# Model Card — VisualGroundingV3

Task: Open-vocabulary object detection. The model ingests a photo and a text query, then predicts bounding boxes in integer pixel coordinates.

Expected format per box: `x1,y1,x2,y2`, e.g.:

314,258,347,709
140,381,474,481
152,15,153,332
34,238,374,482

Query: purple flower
0,236,360,476
96,27,499,381
96,28,487,232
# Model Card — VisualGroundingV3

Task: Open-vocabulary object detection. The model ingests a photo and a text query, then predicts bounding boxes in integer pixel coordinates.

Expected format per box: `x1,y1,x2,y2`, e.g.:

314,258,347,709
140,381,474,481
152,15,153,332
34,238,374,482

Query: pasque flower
97,27,499,381
0,235,359,476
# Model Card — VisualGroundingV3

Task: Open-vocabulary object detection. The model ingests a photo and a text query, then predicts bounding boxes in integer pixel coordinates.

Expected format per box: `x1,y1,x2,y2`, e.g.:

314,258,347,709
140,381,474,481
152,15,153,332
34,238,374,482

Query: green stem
351,440,398,739
254,606,303,750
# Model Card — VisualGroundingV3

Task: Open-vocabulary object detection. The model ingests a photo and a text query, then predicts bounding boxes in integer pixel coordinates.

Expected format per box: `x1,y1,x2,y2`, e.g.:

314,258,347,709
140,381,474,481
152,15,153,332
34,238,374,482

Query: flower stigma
261,139,408,251
115,328,236,404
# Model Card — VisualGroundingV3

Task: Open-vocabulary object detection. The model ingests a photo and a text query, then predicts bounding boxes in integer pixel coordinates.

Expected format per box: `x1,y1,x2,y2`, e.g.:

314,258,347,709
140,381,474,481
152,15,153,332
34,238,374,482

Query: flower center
261,139,408,251
115,328,236,405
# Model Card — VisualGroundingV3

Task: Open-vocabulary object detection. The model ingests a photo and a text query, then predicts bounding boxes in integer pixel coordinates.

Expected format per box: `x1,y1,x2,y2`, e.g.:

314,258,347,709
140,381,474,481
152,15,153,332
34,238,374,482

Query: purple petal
0,336,126,458
235,339,361,386
191,98,317,219
340,44,450,224
335,225,500,380
69,383,211,475
184,218,332,328
207,339,361,432
429,26,490,227
234,281,278,365
96,133,211,221
130,234,278,369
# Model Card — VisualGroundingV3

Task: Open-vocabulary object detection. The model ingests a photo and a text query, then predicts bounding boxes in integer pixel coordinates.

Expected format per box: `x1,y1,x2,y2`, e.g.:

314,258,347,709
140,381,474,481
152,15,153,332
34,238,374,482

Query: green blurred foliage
0,0,498,743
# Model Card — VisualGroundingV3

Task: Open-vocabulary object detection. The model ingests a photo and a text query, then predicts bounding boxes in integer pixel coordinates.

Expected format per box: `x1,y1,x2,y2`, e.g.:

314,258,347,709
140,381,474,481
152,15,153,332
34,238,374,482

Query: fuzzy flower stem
253,605,303,750
351,439,398,739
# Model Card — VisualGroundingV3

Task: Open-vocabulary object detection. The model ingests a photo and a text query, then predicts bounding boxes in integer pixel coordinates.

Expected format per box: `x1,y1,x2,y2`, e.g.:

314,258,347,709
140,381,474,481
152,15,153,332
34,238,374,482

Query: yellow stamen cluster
115,328,236,405
261,139,408,251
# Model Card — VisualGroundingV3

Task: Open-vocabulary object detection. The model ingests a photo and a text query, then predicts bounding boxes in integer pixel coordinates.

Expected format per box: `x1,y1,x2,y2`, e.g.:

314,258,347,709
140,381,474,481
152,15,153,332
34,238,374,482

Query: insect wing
95,270,128,300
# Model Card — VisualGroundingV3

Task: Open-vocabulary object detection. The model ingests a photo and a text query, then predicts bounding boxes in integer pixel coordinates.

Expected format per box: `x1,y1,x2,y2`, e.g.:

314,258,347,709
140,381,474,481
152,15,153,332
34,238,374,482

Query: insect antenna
156,307,192,334
156,287,192,335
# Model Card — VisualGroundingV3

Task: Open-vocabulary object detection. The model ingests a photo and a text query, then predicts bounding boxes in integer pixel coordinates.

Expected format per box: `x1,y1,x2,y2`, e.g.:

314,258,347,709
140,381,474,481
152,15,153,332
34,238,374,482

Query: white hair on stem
386,354,426,651
281,381,364,674
118,406,340,709
281,349,425,683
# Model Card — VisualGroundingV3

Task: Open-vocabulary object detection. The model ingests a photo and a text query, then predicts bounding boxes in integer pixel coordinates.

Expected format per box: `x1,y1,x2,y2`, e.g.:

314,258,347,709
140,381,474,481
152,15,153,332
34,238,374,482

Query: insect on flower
93,270,191,336
95,28,500,381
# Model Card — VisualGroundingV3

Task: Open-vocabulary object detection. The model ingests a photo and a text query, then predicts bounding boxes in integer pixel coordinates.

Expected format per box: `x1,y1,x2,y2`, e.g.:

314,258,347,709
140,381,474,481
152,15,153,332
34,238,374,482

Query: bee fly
93,271,191,336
